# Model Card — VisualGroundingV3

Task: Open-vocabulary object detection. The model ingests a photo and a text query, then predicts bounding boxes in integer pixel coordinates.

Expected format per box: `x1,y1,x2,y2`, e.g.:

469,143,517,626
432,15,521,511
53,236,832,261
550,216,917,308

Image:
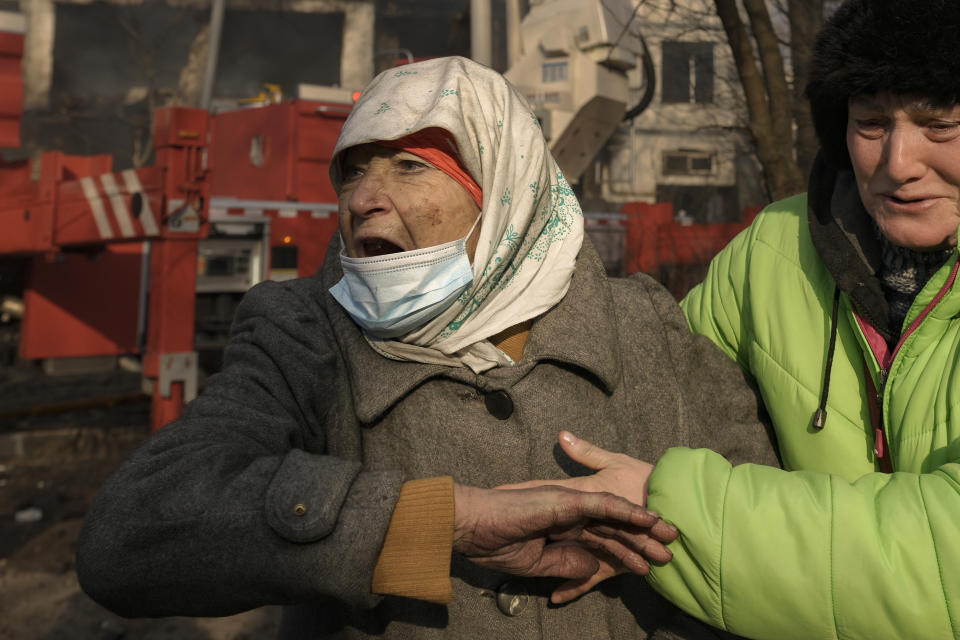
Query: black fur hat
805,0,960,168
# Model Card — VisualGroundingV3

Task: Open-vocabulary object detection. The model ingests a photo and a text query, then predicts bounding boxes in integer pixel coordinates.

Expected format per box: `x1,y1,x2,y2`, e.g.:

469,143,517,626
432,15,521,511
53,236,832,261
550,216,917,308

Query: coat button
293,504,307,516
483,390,514,420
495,580,528,616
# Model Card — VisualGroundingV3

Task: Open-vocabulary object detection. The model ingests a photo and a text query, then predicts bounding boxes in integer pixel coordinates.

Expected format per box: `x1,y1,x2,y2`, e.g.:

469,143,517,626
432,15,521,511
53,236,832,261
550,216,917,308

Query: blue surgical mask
329,215,480,338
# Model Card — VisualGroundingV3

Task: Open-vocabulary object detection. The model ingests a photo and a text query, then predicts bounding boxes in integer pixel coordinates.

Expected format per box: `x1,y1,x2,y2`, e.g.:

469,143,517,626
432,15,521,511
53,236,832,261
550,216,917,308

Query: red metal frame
20,244,144,359
209,99,345,203
207,98,348,276
621,201,760,298
3,106,211,430
3,91,352,430
141,108,210,430
0,12,24,149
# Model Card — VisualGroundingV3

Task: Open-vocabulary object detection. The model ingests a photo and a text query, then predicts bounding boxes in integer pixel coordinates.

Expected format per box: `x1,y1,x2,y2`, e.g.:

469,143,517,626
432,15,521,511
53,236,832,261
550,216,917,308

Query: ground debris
13,506,42,523
0,363,280,639
0,363,147,431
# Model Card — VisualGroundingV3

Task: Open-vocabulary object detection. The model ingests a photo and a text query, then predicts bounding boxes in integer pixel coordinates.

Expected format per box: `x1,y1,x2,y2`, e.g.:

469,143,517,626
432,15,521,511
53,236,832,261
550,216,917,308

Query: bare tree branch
787,0,823,177
712,0,804,200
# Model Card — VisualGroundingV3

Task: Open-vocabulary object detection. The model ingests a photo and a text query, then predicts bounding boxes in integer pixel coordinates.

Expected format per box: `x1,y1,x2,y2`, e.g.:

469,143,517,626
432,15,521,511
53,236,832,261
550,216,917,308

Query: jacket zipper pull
873,428,885,459
872,368,893,471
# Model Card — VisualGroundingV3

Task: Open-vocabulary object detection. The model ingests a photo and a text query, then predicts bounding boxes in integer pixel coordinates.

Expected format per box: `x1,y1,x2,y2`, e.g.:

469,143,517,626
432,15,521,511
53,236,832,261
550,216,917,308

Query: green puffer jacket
645,157,960,640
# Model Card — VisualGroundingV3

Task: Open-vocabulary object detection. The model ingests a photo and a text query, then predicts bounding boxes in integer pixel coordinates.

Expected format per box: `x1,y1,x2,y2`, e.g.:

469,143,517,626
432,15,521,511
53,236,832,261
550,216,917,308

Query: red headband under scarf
378,128,483,209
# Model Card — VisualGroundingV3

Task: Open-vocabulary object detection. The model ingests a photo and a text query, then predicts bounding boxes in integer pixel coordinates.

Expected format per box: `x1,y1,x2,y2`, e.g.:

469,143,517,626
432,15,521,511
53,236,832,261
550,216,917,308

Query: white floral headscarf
331,56,584,372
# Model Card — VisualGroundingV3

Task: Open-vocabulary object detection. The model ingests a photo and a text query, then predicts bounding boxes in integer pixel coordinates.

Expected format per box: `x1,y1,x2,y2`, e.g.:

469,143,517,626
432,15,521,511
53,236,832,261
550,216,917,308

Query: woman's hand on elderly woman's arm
494,430,664,603
452,480,676,582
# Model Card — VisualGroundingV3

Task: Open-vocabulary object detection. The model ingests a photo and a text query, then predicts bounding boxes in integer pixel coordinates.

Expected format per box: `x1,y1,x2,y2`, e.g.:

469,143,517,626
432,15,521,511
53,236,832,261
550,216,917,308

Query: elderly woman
544,1,960,639
76,56,776,638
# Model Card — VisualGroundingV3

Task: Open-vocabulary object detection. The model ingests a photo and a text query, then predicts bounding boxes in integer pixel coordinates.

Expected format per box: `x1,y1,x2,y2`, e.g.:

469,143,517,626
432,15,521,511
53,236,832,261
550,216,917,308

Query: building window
271,245,299,270
662,149,715,176
542,61,568,83
661,42,714,104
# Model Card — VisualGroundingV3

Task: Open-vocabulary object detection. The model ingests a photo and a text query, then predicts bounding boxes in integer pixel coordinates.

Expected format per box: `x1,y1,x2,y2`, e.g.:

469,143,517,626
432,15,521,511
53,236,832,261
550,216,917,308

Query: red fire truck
1,10,350,430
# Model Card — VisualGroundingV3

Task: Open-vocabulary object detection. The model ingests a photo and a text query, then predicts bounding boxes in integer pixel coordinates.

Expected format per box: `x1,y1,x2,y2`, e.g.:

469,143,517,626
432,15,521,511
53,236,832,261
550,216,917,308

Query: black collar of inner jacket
806,152,894,341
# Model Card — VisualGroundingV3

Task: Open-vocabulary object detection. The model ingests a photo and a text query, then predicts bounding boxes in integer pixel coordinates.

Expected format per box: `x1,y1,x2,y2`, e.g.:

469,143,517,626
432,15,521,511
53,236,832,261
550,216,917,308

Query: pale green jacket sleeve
655,220,960,639
645,448,960,640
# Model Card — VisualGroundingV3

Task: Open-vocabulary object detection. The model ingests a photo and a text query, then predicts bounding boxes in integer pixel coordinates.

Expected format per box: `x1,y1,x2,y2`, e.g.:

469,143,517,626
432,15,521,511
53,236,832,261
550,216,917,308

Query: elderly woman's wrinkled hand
451,482,677,587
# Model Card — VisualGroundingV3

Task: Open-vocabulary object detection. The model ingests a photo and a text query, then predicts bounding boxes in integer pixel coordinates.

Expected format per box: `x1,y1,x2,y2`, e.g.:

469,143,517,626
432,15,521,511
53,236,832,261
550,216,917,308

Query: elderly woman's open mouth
360,238,405,257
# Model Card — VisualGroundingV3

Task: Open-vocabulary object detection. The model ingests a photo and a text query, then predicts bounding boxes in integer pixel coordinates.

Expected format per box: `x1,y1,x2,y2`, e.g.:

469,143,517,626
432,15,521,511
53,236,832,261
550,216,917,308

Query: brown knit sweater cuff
371,476,455,604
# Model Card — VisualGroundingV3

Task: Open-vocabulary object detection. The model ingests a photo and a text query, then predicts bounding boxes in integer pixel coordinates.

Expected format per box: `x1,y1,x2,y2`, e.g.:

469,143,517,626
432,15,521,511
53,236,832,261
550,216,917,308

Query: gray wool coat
76,238,778,639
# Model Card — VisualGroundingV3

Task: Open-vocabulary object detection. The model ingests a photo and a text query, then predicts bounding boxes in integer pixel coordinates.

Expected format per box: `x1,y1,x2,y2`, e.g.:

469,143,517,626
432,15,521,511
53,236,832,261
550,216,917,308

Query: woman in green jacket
530,1,960,638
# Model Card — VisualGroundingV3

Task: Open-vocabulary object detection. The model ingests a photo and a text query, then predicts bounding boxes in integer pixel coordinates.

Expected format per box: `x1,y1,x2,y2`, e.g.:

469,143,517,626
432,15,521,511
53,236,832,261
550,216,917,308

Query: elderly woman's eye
398,159,427,172
343,166,364,181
